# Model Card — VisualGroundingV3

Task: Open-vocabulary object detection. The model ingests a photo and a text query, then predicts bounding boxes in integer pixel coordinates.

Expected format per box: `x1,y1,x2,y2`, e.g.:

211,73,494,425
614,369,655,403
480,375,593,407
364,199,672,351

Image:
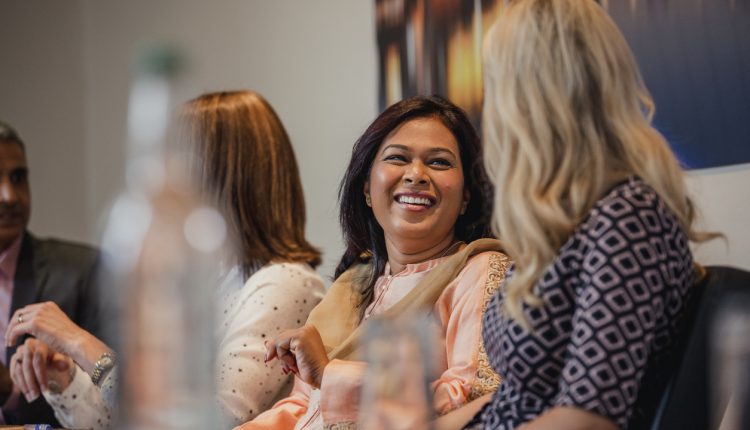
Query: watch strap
91,352,116,386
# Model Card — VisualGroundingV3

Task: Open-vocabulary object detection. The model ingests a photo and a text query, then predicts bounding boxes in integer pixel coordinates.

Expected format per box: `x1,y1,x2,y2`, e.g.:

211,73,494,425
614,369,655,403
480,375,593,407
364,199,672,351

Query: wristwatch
91,352,117,386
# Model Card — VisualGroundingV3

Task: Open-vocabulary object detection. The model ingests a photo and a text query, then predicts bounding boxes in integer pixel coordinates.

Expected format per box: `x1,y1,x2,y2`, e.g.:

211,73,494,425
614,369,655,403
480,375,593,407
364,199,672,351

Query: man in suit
0,120,103,425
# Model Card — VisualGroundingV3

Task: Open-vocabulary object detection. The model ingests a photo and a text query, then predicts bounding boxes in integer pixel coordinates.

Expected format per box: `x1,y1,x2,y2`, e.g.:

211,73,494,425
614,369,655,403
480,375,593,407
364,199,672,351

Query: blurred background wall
0,0,747,282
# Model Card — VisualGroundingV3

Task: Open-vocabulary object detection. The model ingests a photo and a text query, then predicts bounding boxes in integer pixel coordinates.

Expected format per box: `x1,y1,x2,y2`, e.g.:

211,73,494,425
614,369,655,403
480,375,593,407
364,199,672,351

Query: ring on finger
17,314,23,324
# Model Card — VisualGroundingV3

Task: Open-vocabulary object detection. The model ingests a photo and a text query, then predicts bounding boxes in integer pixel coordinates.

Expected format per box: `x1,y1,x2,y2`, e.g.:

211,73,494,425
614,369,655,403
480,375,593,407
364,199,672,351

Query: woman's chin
388,226,452,245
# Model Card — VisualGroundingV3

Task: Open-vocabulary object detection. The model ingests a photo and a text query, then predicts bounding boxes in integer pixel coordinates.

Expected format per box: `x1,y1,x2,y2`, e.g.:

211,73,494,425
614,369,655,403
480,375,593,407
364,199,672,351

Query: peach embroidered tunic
237,248,509,430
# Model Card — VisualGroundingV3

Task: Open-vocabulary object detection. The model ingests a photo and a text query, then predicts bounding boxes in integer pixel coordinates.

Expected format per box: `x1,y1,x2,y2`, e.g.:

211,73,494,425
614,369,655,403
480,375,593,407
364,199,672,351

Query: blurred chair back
628,266,750,430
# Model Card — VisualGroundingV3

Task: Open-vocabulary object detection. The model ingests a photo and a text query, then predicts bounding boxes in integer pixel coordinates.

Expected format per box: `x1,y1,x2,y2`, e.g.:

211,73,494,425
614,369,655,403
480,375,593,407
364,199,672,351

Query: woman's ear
364,181,372,207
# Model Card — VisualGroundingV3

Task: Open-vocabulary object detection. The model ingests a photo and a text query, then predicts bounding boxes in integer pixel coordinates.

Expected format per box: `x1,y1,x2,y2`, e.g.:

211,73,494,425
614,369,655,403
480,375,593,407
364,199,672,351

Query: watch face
98,354,116,369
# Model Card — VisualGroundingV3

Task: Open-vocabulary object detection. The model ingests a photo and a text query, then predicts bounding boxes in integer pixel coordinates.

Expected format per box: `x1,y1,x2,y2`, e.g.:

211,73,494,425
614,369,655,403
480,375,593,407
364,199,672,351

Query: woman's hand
264,324,330,389
9,338,73,402
5,302,88,357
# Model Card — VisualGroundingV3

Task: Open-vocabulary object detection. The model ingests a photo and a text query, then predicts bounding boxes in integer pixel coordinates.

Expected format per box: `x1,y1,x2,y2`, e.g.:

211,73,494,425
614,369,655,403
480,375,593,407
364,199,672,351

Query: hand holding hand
9,338,73,402
264,324,330,389
5,301,89,358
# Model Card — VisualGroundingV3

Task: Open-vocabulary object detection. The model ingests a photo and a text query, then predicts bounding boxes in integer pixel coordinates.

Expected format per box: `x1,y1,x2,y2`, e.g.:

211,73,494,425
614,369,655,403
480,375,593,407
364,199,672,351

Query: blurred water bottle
100,47,224,429
712,293,750,430
358,313,436,430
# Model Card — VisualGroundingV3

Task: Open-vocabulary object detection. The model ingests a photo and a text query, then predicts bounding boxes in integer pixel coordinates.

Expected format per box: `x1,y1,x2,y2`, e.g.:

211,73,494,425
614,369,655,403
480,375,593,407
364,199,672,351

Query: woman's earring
460,202,467,215
366,195,372,207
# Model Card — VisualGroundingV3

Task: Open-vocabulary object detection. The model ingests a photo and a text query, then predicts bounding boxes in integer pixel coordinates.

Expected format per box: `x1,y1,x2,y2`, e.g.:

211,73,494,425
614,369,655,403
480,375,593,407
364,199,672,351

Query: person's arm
6,301,113,374
430,252,506,416
264,329,369,427
317,358,367,425
232,377,312,430
517,406,618,430
265,321,366,427
43,363,113,430
434,393,493,430
9,338,68,402
217,264,323,426
8,337,112,429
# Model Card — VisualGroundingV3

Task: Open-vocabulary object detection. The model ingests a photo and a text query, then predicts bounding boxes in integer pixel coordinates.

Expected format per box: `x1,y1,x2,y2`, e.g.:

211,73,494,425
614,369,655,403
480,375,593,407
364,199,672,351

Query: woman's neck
384,233,457,275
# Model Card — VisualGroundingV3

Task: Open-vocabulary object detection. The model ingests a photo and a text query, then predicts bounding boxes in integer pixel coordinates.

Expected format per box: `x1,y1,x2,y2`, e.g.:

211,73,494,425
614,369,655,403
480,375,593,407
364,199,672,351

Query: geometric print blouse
470,177,696,429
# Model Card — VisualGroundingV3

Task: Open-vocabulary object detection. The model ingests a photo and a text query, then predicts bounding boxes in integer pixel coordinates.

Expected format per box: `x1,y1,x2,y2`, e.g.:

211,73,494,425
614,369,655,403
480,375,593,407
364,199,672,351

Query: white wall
2,0,377,280
80,0,378,280
687,165,750,270
0,0,747,280
0,1,89,242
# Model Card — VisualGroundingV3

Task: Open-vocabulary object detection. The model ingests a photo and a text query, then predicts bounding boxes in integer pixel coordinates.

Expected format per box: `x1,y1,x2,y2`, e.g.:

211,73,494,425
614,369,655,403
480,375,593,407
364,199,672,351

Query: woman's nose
403,162,428,185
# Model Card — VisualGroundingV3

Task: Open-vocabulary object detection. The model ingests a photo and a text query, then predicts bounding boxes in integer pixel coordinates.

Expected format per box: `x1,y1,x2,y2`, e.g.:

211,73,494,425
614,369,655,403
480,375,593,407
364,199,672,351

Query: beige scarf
306,238,505,361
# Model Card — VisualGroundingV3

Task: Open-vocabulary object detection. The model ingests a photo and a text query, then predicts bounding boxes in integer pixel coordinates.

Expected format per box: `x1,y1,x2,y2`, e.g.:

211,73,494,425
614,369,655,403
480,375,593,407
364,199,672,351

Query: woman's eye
429,158,453,168
384,154,408,163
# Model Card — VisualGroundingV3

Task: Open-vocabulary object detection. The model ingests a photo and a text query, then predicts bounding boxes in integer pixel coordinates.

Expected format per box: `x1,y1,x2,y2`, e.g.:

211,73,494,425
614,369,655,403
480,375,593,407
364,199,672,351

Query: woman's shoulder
566,176,692,276
246,261,326,293
579,176,681,238
433,246,510,315
450,245,511,293
463,250,511,273
594,177,668,217
461,241,512,272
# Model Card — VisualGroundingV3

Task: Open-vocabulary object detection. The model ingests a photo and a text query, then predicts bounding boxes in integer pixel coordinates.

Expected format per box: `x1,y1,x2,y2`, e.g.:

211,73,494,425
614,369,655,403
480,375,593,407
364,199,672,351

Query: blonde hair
482,0,715,322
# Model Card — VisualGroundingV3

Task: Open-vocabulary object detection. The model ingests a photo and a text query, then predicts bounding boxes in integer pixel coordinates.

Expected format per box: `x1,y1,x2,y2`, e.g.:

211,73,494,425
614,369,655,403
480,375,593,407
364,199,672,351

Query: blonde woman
468,1,716,429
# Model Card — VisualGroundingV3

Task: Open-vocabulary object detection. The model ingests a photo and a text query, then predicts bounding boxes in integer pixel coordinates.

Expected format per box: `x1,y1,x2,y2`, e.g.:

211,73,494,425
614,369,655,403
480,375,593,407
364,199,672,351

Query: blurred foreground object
628,267,750,430
358,313,435,430
100,47,224,429
714,289,750,430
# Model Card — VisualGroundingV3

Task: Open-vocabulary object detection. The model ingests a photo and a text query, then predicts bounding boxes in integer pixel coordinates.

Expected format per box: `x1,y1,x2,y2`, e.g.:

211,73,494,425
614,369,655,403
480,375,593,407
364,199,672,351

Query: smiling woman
337,96,495,320
366,117,468,273
237,96,511,430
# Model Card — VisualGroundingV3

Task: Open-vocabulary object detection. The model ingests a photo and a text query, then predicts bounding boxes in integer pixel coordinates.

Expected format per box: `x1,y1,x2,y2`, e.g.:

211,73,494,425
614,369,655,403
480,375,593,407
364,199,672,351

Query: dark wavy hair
336,95,493,318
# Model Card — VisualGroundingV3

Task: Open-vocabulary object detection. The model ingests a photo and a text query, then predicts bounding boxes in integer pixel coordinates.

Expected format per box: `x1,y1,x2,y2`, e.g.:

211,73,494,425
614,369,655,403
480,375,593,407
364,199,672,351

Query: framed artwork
605,0,750,169
376,0,750,170
376,0,503,128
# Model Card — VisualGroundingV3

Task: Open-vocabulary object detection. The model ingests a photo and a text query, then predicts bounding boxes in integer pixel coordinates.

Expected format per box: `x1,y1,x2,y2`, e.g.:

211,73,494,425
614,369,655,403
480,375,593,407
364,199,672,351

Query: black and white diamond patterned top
472,177,695,429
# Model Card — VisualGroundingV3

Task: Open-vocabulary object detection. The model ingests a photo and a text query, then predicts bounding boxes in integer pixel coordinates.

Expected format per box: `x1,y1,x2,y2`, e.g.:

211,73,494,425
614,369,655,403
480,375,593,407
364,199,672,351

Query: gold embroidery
324,421,358,430
469,252,511,401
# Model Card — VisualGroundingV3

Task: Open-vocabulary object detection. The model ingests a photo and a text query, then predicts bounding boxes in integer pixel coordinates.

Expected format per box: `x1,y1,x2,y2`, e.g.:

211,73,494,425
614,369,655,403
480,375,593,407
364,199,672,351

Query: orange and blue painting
376,0,750,169
375,0,503,128
606,0,750,169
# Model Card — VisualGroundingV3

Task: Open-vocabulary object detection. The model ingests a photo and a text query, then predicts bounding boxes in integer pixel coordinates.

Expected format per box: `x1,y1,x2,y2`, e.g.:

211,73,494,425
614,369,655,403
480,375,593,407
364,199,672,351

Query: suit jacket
4,231,104,425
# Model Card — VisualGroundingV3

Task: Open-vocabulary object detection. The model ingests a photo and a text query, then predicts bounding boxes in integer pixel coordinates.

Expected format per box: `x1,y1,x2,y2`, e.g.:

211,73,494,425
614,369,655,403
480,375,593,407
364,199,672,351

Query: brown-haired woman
182,90,325,426
6,90,326,429
183,90,322,279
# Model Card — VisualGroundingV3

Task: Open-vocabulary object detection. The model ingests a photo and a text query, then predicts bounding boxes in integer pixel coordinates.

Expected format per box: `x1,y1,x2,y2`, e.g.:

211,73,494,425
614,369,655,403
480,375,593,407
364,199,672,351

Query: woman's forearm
434,393,493,430
72,331,113,375
517,406,619,430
